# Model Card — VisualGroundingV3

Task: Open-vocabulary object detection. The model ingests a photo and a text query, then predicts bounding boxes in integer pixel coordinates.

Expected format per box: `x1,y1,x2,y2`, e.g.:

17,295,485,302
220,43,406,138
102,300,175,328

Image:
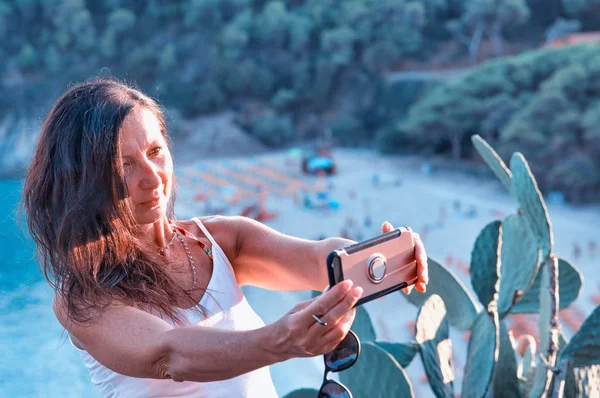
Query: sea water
0,180,96,397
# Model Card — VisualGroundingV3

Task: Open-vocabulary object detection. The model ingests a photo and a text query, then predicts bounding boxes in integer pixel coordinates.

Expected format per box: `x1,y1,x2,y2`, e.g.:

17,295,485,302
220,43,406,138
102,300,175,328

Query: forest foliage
1,0,600,201
396,44,600,203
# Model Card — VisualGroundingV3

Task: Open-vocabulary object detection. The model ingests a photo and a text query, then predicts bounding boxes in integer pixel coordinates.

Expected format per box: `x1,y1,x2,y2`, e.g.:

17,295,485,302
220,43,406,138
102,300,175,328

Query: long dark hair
23,77,203,326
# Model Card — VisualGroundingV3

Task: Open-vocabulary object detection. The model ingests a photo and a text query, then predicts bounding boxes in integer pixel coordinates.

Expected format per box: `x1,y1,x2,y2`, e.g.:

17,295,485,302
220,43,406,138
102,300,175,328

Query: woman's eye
150,147,162,156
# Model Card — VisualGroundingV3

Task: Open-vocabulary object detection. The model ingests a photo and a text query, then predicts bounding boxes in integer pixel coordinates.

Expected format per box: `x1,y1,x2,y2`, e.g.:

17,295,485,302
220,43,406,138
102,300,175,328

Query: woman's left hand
381,221,428,294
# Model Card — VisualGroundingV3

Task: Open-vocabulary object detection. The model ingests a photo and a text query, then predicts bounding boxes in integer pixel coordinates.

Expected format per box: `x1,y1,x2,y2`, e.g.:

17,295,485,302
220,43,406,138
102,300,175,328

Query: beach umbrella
308,157,333,170
328,200,340,209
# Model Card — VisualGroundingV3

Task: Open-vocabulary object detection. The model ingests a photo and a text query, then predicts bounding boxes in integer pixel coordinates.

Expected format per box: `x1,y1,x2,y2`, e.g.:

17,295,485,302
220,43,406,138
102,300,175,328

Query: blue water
0,180,96,397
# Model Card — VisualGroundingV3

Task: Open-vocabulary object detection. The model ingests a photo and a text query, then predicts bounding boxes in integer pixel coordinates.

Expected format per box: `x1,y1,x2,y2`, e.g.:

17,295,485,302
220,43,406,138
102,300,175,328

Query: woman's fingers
299,280,353,327
381,221,393,233
308,285,363,334
382,221,428,294
413,232,429,293
289,299,314,314
319,308,356,348
402,285,415,295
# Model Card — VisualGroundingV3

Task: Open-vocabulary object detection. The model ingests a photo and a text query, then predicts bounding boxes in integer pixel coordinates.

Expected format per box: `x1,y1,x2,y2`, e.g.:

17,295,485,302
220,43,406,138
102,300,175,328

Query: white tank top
69,217,279,398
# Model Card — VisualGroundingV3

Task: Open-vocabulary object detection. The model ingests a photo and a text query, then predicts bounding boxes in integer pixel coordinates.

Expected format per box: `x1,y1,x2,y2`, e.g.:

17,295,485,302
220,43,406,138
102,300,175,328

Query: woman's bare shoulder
52,291,126,328
177,215,236,233
178,215,243,257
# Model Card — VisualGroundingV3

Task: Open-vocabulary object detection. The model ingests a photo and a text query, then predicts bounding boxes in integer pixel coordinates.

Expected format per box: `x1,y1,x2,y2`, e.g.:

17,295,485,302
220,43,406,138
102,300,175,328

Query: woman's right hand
268,280,363,361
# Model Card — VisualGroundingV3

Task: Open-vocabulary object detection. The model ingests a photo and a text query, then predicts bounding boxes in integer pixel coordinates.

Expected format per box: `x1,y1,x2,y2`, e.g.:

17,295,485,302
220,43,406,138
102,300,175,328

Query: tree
395,44,600,201
561,0,600,15
320,26,356,66
254,1,289,49
400,83,485,160
250,111,294,147
582,100,600,151
220,9,252,60
447,0,530,63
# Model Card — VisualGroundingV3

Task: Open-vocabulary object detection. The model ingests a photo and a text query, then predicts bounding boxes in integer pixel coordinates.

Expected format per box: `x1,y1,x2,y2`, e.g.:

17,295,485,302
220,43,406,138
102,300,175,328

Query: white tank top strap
192,217,237,276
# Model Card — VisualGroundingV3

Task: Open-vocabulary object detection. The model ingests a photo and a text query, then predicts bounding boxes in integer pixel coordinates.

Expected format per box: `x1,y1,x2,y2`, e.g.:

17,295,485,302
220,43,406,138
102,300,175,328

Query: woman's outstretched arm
227,215,354,291
229,216,428,293
53,280,361,382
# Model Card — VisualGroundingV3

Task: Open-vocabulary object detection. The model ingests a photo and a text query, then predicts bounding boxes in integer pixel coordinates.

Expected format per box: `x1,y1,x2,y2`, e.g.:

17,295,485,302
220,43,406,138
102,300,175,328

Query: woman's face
119,107,173,225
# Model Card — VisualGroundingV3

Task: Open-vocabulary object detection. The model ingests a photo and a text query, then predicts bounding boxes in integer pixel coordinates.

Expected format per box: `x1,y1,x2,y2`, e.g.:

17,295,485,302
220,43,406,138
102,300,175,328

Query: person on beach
22,78,429,398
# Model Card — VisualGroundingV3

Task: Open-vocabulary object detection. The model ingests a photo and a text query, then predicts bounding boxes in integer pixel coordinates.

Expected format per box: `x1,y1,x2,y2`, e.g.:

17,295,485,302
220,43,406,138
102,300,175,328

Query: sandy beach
173,148,600,397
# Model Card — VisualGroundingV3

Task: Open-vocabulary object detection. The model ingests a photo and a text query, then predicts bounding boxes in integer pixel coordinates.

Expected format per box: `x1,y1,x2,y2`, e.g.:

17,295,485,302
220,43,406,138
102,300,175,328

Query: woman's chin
135,207,166,225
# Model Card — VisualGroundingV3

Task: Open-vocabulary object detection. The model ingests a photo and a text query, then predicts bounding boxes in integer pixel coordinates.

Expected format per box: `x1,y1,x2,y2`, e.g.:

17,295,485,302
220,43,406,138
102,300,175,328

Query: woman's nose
139,160,161,189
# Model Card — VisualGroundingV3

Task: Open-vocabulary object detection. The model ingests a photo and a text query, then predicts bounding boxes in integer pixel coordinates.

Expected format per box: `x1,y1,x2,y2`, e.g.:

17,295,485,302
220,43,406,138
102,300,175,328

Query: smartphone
327,227,418,307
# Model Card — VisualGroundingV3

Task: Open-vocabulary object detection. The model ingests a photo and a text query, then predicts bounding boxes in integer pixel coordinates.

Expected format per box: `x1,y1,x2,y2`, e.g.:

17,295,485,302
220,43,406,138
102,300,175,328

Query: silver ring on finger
312,314,327,326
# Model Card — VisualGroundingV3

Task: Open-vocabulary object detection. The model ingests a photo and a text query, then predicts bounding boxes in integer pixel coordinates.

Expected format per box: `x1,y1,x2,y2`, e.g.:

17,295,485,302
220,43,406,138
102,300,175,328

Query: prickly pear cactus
401,257,480,330
470,220,502,311
525,258,560,398
291,136,595,398
352,304,377,342
282,388,319,398
415,295,454,398
340,342,414,398
510,153,553,259
374,341,419,368
462,310,500,398
518,339,536,397
497,213,540,317
511,257,582,314
557,305,600,397
471,134,513,195
493,320,521,397
560,305,600,366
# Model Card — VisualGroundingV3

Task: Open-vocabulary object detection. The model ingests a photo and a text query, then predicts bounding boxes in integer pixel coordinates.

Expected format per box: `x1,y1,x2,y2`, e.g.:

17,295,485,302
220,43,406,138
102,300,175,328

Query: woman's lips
141,197,160,206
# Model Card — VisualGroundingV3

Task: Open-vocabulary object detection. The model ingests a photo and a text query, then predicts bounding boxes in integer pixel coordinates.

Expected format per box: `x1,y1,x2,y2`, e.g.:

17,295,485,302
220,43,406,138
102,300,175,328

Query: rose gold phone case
327,227,418,306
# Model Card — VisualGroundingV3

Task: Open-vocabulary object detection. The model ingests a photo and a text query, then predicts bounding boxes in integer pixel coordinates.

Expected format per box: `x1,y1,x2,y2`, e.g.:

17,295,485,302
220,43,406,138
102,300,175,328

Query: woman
23,78,429,397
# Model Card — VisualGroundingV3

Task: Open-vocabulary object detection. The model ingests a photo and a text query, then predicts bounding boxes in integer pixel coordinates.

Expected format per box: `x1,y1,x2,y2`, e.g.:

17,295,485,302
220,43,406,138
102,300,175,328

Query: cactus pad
282,389,320,398
510,153,553,258
492,320,521,397
462,311,500,398
560,305,600,367
415,295,454,398
340,342,414,398
471,135,513,195
498,213,540,317
510,258,582,314
352,304,377,342
402,257,480,330
374,341,419,368
470,220,502,310
528,264,557,398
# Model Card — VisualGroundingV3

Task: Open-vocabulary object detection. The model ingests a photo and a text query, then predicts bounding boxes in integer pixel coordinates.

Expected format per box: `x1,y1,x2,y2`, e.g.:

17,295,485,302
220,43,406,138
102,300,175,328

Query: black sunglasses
318,330,361,398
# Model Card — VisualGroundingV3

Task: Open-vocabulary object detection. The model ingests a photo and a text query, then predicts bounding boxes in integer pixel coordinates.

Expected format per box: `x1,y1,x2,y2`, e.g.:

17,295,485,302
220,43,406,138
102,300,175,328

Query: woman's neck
138,217,174,249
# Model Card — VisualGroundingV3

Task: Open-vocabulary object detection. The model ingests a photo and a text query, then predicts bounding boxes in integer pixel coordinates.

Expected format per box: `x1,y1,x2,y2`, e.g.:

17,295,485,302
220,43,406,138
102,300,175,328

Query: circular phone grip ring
367,253,387,283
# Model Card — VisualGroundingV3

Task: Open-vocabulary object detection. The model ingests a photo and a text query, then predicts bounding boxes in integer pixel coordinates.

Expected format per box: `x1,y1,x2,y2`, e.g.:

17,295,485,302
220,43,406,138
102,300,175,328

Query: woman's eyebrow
121,139,162,158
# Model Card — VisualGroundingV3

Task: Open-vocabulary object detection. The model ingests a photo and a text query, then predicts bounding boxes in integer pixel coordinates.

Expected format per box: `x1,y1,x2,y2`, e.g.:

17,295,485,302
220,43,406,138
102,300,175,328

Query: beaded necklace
161,219,213,261
158,220,213,290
